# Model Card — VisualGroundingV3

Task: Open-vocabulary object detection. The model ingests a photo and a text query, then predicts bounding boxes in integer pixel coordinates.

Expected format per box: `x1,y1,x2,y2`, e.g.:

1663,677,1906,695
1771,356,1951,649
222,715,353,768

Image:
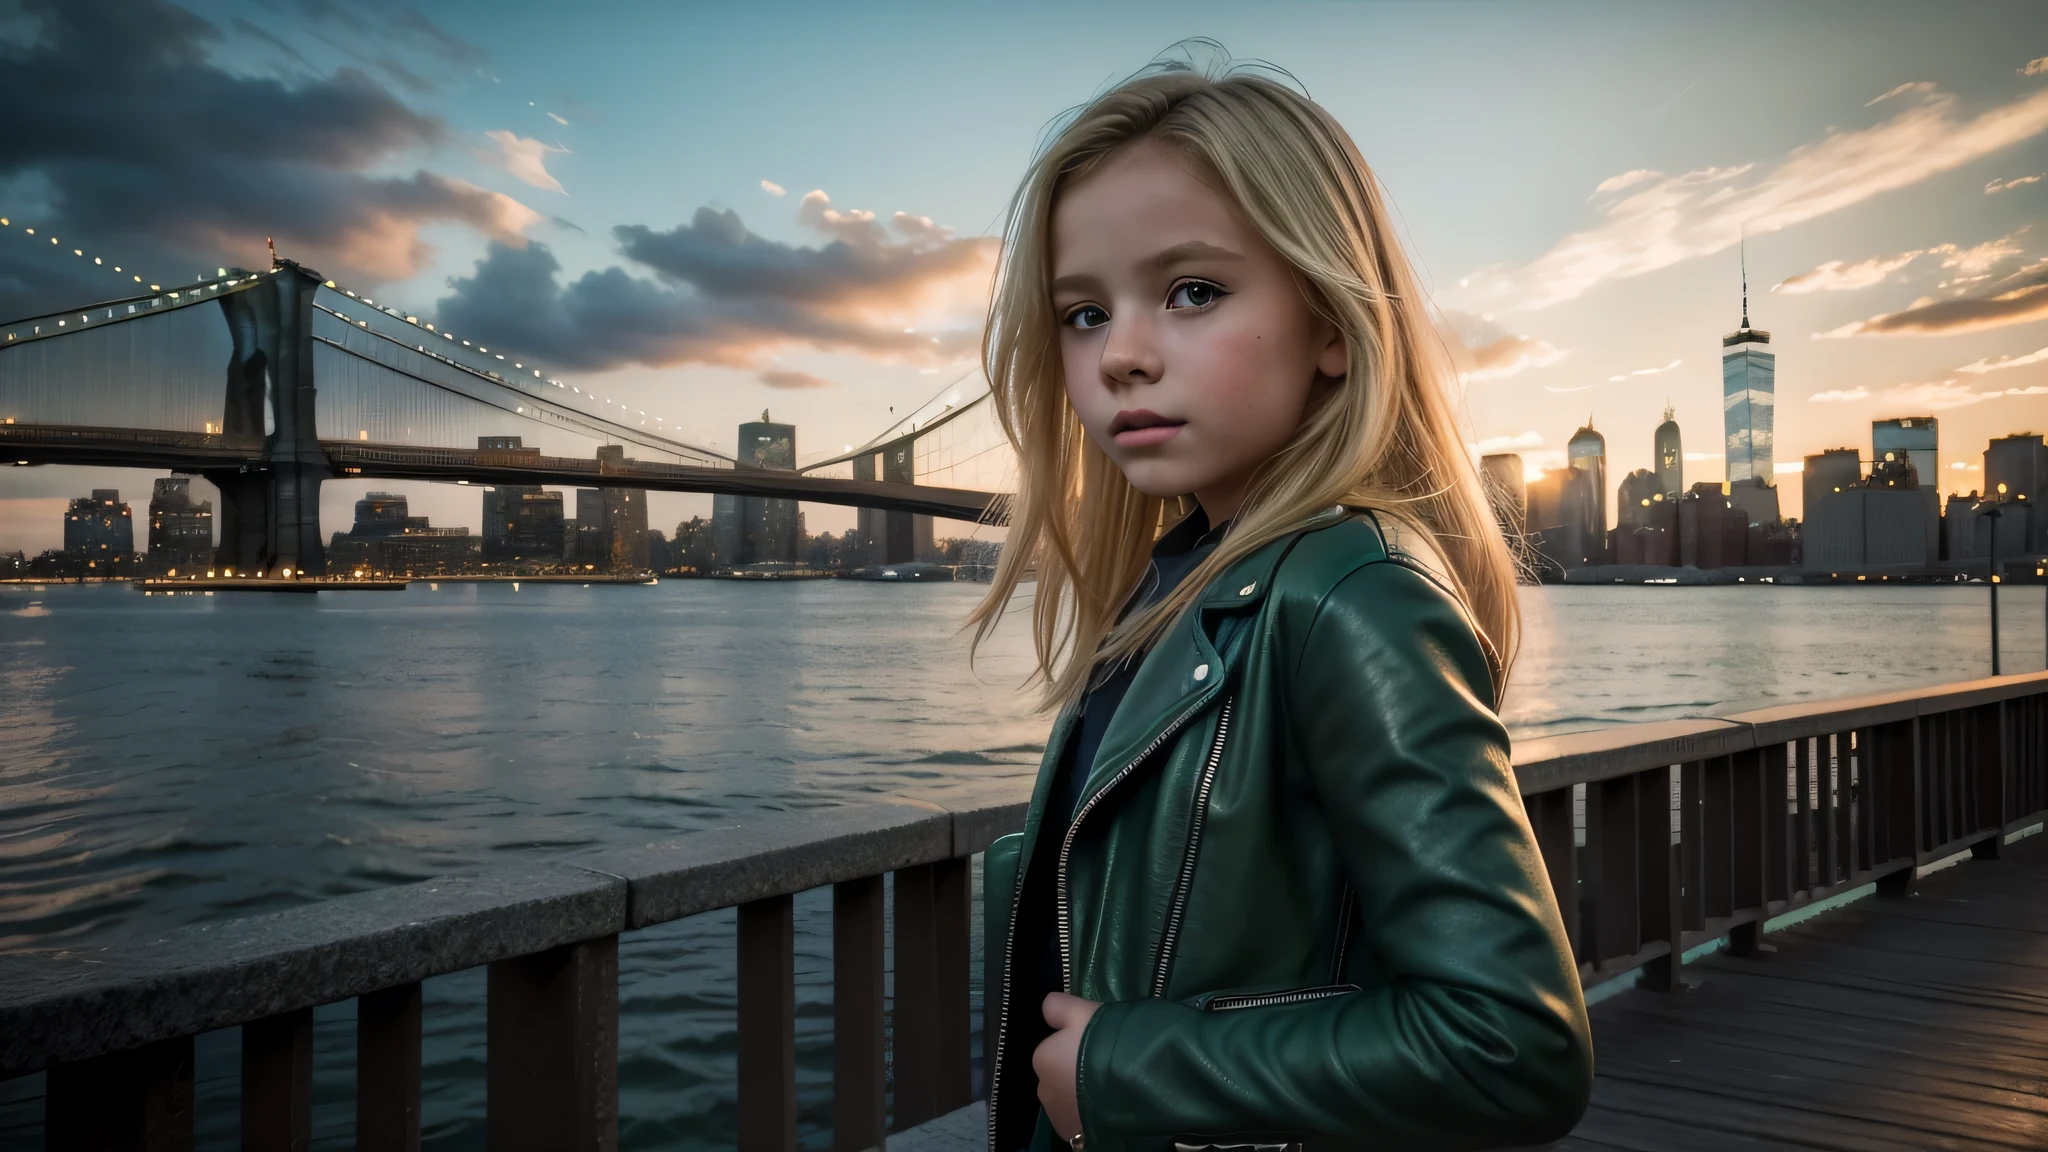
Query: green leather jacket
983,509,1592,1152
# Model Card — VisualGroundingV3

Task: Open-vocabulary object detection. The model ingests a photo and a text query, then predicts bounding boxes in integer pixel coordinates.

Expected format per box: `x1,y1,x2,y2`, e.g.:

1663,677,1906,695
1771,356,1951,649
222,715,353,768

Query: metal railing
3,673,2044,1150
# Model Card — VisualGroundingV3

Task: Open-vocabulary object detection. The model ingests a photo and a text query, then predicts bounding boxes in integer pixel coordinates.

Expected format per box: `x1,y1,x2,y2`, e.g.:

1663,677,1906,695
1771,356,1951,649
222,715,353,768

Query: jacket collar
1076,505,1351,802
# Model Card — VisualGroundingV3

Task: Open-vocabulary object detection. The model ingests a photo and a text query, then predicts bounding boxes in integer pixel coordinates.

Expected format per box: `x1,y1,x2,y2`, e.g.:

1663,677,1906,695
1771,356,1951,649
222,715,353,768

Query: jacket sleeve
1074,559,1594,1150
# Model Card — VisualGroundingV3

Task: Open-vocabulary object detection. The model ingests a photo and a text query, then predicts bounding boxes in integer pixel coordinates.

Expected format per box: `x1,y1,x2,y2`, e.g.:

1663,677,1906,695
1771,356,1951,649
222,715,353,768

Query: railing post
1874,720,1918,896
1728,749,1767,955
1588,774,1638,965
1973,703,2006,859
487,936,620,1152
358,981,423,1151
1701,755,1734,921
737,896,795,1152
242,1006,313,1152
1637,767,1683,992
1527,787,1579,961
892,857,972,1129
1793,738,1815,896
833,876,886,1152
1679,760,1703,933
46,1036,194,1152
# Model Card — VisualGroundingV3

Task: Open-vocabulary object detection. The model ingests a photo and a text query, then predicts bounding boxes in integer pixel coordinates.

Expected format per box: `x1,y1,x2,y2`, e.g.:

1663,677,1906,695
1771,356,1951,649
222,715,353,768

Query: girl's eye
1167,280,1224,310
1064,305,1109,330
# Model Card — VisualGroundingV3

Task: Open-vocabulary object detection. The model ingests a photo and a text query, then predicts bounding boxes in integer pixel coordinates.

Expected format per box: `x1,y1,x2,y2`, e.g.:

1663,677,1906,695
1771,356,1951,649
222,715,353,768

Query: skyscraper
1654,404,1683,496
1722,255,1775,484
64,489,134,562
713,411,801,567
147,477,213,570
1567,420,1607,545
1872,418,1937,490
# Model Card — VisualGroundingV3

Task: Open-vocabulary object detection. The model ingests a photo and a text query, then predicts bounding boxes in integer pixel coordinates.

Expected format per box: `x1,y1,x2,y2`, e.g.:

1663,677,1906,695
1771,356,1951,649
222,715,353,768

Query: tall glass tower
1722,254,1775,483
1654,403,1683,495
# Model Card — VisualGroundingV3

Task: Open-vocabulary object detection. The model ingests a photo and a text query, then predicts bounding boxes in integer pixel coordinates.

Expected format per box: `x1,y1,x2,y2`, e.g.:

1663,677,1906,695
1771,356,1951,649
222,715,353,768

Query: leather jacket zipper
995,691,1216,1147
1058,691,1219,990
1150,694,1234,997
1201,983,1360,1012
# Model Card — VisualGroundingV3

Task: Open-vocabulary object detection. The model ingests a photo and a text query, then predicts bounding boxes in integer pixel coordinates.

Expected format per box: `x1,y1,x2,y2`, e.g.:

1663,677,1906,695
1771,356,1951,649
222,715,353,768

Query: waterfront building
714,412,802,567
1478,453,1527,540
1567,421,1607,533
350,492,411,537
1654,405,1683,496
1803,452,1936,572
1614,468,1675,565
569,451,653,571
1678,483,1748,569
476,437,556,563
146,477,213,570
1525,465,1601,570
1984,434,2047,555
64,489,133,563
1722,263,1775,484
1872,418,1937,490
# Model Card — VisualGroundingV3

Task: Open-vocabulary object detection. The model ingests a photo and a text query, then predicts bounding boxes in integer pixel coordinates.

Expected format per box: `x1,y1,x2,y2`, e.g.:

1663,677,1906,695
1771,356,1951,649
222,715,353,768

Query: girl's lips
1113,423,1184,448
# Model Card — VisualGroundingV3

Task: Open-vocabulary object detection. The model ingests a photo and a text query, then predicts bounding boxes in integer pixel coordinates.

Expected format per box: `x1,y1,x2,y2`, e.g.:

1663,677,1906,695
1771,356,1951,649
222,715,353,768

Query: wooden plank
931,855,973,1115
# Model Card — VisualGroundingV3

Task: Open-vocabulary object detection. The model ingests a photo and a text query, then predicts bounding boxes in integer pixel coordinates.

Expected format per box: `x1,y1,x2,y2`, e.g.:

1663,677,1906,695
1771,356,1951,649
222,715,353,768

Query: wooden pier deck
1557,829,2048,1151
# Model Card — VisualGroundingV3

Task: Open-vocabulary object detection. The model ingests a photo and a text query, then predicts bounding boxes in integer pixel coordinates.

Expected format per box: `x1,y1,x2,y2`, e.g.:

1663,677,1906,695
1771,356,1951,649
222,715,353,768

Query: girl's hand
1032,992,1102,1143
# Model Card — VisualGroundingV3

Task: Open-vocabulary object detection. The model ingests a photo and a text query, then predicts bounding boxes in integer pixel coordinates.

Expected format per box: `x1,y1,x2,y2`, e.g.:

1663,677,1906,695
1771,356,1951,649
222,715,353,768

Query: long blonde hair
967,55,1519,711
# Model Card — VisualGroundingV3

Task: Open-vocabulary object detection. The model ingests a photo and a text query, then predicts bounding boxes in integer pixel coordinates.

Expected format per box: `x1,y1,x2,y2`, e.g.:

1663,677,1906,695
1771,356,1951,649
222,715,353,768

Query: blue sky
2,0,2045,547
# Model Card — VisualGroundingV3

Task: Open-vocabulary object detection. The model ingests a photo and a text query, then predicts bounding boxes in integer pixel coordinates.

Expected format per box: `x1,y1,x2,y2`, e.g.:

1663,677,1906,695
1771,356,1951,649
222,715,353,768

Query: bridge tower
850,436,933,566
204,261,331,576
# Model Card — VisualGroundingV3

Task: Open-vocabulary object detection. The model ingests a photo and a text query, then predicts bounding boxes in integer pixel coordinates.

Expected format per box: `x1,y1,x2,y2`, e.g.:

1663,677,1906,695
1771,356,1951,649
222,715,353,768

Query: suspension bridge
0,260,1011,576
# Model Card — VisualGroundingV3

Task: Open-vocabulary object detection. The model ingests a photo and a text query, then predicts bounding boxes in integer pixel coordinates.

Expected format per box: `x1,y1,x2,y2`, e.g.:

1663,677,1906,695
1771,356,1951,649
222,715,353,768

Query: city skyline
3,0,2046,550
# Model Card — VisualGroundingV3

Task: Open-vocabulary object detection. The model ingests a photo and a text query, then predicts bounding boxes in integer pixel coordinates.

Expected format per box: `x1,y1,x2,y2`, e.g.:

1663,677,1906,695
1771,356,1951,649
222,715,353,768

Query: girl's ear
1316,323,1348,381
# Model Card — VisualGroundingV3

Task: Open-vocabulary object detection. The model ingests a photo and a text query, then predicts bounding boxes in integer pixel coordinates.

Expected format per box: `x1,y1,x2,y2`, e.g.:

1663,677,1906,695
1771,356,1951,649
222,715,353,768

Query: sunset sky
2,0,2045,549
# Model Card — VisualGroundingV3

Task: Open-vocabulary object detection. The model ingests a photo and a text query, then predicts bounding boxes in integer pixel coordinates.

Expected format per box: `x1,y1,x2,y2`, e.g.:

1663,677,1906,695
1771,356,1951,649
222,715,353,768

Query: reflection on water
0,579,2039,1147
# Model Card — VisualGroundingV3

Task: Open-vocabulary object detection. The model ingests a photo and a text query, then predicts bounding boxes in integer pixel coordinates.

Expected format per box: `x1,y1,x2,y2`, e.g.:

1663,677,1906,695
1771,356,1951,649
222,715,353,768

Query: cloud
1867,81,1936,106
1933,230,2027,276
1456,84,2048,312
757,369,835,390
2025,56,2048,77
1607,358,1682,381
1808,387,1872,403
1470,430,1545,454
1986,174,2044,194
1950,460,1981,471
546,112,568,126
1773,250,1924,294
760,179,786,196
1682,451,1724,461
1439,310,1567,382
434,194,996,371
1544,384,1597,394
1773,461,1806,475
483,130,569,194
1592,169,1661,196
0,0,543,314
1816,256,2048,338
1958,345,2048,374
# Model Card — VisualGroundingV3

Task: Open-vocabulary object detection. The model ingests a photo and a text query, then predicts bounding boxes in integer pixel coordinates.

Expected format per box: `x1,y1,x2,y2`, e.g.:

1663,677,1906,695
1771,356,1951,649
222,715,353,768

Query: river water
0,579,2041,1148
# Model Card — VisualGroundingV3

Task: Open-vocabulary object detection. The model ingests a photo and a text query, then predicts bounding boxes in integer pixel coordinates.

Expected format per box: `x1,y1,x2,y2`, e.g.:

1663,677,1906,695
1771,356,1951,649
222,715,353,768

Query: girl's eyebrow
1154,240,1244,267
1051,241,1246,295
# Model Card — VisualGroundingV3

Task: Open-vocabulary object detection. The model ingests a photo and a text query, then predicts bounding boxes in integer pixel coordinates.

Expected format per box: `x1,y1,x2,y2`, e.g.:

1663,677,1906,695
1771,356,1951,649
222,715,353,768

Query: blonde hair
967,55,1519,711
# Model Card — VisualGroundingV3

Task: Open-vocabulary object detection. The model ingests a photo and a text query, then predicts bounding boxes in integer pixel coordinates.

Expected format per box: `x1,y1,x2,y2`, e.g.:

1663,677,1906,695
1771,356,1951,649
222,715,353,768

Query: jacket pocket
1184,983,1359,1012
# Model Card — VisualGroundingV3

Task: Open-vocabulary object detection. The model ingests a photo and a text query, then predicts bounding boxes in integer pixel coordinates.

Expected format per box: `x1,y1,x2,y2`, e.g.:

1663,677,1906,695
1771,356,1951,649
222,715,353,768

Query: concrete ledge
1513,719,1752,794
0,861,625,1075
589,799,954,929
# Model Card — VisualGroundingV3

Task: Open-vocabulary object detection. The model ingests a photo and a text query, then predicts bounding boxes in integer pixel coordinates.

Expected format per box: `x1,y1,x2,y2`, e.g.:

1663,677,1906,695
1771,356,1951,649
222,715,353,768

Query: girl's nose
1099,315,1163,386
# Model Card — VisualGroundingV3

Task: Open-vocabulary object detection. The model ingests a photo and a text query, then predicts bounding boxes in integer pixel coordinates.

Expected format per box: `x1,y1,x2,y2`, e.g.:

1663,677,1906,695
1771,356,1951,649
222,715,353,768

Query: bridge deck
1559,828,2048,1151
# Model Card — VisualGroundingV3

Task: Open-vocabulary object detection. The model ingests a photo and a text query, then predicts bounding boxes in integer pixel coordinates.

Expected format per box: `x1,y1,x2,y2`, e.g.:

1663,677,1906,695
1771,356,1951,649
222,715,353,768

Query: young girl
965,57,1594,1152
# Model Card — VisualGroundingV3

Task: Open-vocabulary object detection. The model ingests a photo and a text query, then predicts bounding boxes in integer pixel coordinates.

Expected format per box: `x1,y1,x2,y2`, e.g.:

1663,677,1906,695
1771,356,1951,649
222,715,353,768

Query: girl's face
1049,139,1347,524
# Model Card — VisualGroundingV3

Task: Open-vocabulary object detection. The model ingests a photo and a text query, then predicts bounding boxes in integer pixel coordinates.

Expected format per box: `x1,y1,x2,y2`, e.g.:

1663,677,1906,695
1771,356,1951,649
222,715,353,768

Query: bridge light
150,284,159,290
325,280,336,288
93,257,100,265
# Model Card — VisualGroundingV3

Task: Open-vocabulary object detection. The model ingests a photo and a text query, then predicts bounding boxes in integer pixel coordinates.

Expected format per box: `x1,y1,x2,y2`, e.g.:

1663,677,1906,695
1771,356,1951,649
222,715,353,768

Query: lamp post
1977,494,2005,676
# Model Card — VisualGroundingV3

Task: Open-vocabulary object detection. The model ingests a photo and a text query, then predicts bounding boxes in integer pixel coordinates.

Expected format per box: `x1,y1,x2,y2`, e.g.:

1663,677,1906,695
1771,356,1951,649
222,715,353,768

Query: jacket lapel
1073,516,1330,804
